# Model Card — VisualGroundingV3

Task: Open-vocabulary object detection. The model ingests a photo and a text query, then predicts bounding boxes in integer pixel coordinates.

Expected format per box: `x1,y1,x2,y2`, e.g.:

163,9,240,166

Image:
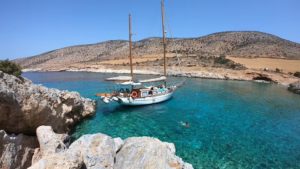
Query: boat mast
161,0,167,77
129,14,134,81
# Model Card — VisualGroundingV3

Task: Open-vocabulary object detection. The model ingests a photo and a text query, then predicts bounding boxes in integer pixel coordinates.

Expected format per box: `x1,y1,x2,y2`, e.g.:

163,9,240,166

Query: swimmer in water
180,121,190,128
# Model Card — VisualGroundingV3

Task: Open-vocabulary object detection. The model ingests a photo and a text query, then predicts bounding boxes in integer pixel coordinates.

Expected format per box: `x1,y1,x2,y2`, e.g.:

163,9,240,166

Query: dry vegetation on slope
14,31,300,70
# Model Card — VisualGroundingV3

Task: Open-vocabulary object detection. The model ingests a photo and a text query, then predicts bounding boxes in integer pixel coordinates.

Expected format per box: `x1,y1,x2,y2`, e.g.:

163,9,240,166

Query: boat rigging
96,0,180,105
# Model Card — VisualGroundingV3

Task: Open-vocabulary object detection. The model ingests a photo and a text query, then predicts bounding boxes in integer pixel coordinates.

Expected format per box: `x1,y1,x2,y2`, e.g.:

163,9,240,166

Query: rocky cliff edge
0,71,96,135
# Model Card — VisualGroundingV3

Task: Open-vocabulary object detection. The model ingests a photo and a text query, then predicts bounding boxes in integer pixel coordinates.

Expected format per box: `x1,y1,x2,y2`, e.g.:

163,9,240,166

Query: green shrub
214,54,229,64
213,55,246,70
0,59,22,77
275,68,282,73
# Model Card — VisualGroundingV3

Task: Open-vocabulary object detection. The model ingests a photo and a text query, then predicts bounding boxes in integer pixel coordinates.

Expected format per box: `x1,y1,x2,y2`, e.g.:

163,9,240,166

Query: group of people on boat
116,84,169,99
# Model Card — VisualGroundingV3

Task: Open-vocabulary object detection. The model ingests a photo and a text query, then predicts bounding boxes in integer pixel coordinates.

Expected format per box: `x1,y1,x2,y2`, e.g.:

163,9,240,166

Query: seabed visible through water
24,72,300,169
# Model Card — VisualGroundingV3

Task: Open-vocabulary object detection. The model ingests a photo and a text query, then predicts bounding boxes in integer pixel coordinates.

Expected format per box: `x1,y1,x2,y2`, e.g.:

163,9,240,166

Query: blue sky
0,0,299,60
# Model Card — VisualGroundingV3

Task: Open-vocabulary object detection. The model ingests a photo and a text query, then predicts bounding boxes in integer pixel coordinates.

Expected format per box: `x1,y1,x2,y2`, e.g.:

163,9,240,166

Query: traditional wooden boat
97,0,178,105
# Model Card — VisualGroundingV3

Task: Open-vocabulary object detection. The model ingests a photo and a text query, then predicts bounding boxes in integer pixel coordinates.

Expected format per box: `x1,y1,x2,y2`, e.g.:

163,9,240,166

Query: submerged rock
29,126,193,169
0,71,96,135
288,81,300,94
0,130,38,169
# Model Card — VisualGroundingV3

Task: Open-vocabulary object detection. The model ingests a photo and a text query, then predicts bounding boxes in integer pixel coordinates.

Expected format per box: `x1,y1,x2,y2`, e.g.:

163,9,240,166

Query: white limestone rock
0,71,96,135
114,137,193,169
29,126,194,169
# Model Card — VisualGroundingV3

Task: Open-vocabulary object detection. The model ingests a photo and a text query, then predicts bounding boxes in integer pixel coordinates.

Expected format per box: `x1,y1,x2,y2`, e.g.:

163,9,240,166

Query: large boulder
34,126,68,160
68,133,118,169
0,71,96,135
29,126,82,169
30,126,120,169
29,126,193,169
288,81,300,94
115,137,193,169
0,130,38,169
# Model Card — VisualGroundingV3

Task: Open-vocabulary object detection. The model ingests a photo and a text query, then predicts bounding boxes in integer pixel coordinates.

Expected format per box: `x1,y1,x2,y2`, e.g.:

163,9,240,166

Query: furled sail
105,76,132,81
119,81,142,86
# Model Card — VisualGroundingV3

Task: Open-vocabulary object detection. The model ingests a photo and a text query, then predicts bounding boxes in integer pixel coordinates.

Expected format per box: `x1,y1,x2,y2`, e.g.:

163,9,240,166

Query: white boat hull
117,91,173,106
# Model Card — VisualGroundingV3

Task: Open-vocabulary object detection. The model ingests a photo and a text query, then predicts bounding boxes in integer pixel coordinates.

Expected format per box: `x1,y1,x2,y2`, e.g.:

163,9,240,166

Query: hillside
14,31,300,69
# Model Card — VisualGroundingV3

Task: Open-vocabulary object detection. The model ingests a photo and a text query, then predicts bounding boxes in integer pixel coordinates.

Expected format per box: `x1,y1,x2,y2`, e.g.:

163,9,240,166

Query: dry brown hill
14,31,300,69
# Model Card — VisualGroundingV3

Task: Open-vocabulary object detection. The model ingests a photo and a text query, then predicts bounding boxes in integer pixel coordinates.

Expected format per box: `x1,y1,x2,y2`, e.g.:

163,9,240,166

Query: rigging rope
163,1,187,89
164,5,183,74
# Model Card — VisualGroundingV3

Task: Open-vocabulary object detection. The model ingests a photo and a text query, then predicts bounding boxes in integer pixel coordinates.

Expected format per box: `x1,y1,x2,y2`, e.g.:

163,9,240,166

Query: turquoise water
24,72,300,169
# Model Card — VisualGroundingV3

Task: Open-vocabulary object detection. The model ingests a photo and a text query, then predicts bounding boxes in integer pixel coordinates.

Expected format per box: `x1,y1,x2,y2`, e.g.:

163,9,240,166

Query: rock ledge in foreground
0,71,96,135
29,126,193,169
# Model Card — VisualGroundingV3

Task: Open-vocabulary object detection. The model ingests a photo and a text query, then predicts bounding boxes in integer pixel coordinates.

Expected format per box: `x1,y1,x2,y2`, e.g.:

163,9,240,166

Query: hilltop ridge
14,31,300,69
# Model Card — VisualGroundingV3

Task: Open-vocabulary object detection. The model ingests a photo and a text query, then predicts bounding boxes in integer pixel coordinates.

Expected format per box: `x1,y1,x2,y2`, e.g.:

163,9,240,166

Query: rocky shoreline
0,71,194,169
0,71,96,135
24,65,300,87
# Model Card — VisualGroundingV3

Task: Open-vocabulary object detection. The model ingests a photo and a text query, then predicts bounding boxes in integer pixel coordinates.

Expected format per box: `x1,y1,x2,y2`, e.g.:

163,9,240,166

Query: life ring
131,91,138,98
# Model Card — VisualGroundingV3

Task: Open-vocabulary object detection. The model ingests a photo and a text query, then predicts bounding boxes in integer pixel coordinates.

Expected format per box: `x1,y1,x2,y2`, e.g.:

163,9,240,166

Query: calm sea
24,72,300,169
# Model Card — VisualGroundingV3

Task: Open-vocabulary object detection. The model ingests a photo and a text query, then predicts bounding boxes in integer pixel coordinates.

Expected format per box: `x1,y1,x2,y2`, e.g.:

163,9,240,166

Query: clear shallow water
24,72,300,169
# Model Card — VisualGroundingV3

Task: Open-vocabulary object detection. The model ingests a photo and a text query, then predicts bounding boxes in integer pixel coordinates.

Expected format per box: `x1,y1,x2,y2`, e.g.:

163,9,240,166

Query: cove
24,72,300,169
